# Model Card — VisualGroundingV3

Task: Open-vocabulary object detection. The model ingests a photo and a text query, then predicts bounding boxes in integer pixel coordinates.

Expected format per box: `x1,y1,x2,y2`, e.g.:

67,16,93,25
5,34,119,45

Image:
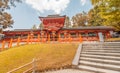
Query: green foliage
91,0,100,5
72,11,88,27
64,16,71,28
0,0,21,30
89,0,120,31
39,23,44,29
32,24,37,29
88,7,105,26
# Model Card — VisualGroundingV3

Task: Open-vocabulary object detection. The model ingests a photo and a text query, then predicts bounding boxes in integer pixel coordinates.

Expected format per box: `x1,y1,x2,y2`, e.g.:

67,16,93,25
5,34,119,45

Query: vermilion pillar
64,31,67,42
58,33,60,42
52,31,56,41
9,38,13,48
17,37,20,46
1,40,5,51
69,33,71,43
27,34,30,44
38,34,40,42
79,35,83,43
48,34,50,42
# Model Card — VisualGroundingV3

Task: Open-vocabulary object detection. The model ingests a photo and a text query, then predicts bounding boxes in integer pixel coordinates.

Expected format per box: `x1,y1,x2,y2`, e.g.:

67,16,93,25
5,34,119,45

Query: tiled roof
62,26,114,30
39,15,66,18
3,26,114,32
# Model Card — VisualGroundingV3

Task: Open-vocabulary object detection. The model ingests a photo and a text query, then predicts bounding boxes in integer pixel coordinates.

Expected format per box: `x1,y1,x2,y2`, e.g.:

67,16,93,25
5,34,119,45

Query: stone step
78,43,120,73
79,60,120,70
82,47,120,49
83,48,120,49
82,44,120,46
83,43,120,45
82,52,120,56
80,57,120,65
83,45,120,46
78,64,120,73
83,49,120,51
82,46,120,48
81,54,120,61
82,50,120,53
82,49,120,51
83,44,120,46
81,52,120,57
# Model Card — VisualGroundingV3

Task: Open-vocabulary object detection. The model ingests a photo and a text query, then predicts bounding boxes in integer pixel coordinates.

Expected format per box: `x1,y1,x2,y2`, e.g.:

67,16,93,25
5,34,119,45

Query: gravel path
45,69,93,73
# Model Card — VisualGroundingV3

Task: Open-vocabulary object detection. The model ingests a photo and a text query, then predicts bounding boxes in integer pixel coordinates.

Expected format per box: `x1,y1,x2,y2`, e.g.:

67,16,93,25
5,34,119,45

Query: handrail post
32,58,36,73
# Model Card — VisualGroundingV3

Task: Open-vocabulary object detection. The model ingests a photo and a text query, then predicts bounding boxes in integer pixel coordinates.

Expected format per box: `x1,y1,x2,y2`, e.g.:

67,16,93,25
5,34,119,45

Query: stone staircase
78,42,120,73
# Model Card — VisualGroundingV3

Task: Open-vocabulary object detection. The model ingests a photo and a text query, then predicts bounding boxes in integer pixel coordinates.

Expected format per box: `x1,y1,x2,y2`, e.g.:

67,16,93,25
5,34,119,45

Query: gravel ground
45,69,93,73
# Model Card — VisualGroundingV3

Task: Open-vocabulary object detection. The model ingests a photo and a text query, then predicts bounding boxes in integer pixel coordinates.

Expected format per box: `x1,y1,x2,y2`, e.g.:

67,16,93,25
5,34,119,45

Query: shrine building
3,15,114,42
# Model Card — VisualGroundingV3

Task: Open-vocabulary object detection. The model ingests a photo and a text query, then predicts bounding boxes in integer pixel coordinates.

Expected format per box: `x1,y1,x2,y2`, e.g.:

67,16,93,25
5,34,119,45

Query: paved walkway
45,69,93,73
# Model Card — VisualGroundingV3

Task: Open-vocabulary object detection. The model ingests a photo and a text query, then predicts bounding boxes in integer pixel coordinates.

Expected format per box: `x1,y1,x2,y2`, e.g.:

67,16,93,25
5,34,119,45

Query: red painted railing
0,34,100,51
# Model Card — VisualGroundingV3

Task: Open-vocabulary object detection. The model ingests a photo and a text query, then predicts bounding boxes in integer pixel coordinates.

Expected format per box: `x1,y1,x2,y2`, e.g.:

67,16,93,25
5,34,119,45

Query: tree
64,16,71,28
0,0,21,33
39,23,44,30
102,0,120,31
32,24,37,29
90,0,120,31
72,12,88,27
88,7,105,26
91,0,100,5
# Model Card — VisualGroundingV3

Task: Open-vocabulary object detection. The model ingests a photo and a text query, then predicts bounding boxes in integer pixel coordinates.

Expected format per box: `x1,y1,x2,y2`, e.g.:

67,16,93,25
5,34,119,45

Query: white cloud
25,0,70,14
80,0,87,6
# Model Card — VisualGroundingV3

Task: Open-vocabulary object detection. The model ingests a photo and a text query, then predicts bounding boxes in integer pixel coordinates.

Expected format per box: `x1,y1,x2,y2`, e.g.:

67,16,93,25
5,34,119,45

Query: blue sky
7,0,92,29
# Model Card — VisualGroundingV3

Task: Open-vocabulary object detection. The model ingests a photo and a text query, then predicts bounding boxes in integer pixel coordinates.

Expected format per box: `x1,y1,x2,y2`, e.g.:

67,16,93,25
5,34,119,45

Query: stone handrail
72,44,82,66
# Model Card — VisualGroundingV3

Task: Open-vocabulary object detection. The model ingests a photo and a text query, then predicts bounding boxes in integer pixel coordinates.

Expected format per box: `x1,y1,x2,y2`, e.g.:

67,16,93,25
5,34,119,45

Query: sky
7,0,92,29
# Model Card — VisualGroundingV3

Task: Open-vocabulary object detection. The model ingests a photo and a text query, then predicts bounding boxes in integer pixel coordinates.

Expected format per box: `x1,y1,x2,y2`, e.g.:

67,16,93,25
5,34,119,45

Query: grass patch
0,43,78,73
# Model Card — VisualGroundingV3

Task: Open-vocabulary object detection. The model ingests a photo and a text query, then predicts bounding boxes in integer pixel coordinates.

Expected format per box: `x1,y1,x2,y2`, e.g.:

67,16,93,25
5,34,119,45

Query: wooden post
32,58,36,73
52,31,55,41
1,40,5,51
17,37,20,46
77,32,79,42
64,32,66,42
58,33,60,42
79,35,83,43
69,34,71,43
30,35,32,44
27,35,30,44
41,32,43,43
9,38,13,48
48,34,50,42
38,34,40,43
41,36,42,43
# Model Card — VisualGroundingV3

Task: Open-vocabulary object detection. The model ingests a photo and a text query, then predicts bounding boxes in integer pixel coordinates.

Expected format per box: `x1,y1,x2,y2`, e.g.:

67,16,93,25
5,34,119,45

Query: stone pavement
45,69,93,73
